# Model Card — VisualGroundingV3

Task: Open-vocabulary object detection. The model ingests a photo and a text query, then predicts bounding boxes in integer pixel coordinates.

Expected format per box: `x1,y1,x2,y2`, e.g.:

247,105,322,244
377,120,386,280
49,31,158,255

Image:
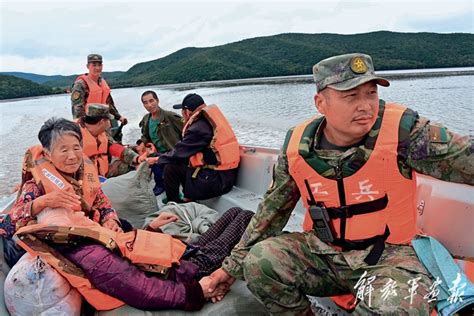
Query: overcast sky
1,0,472,75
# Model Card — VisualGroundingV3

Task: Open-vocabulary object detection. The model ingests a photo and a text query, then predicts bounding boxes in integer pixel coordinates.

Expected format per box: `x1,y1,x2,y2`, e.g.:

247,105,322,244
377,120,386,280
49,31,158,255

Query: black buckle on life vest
331,205,351,218
332,226,391,265
327,194,389,219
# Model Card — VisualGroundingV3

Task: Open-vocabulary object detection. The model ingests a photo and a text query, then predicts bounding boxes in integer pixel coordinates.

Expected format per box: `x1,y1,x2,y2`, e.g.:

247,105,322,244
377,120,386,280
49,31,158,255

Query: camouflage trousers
242,232,435,315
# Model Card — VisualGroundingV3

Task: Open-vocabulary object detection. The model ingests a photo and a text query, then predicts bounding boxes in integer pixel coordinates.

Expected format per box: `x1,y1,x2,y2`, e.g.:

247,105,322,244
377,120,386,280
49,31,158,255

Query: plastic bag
4,253,81,315
102,162,158,229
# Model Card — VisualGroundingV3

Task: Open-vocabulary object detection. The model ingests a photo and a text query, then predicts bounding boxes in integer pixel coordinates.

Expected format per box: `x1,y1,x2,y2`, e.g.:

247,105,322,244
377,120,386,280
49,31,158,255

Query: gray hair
38,117,82,152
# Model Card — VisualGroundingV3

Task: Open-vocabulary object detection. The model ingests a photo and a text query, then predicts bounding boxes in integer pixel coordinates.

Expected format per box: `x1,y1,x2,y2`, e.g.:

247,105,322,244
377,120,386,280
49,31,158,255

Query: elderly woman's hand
32,188,81,216
103,218,123,233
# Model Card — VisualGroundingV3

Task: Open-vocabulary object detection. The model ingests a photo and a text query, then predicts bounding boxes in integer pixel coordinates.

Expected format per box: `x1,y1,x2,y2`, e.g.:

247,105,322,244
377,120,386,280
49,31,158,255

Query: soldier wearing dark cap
71,54,128,142
205,53,473,314
78,103,139,178
152,93,240,203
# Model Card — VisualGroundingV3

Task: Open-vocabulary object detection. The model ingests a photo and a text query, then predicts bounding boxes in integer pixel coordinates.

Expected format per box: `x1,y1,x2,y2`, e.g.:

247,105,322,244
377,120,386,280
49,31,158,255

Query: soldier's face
142,94,159,114
45,134,83,174
87,62,103,77
315,81,379,146
101,118,111,133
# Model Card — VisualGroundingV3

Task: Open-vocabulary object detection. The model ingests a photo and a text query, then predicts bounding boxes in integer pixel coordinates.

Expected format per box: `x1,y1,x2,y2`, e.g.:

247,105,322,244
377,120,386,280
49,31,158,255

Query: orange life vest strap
15,231,125,310
116,230,186,268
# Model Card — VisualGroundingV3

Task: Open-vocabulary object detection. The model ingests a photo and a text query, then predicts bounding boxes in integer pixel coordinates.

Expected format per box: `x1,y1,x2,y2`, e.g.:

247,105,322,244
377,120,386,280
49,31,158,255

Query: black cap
173,93,205,111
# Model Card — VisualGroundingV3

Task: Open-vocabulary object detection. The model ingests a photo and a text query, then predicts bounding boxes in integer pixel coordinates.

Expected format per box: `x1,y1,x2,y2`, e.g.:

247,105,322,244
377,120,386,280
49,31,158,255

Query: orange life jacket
76,74,111,112
24,145,100,210
80,125,109,176
15,228,125,311
286,103,417,245
15,224,186,310
183,104,240,170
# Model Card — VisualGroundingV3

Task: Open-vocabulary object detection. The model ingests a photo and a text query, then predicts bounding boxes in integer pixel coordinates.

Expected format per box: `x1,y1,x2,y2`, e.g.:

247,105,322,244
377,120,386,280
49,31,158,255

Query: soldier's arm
222,151,301,279
407,118,473,185
107,94,122,120
71,80,87,119
107,134,138,165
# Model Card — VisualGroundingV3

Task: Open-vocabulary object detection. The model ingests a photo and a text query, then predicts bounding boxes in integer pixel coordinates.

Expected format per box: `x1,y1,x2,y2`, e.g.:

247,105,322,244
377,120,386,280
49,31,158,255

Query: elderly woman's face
45,134,83,174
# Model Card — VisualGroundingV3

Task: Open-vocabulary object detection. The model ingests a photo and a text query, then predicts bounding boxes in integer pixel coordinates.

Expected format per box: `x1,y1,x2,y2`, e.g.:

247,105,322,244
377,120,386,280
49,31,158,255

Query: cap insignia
350,57,368,74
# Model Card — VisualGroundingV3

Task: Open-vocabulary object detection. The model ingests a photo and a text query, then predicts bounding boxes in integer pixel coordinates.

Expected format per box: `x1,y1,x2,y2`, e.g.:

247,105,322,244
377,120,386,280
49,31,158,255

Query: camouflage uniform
71,54,124,142
81,104,138,178
221,54,473,315
71,77,121,120
105,132,138,178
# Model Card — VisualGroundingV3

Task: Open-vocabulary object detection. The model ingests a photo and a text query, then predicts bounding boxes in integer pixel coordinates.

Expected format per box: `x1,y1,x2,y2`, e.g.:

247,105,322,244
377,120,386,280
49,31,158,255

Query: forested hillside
42,71,124,89
111,31,474,87
2,31,473,99
0,75,55,100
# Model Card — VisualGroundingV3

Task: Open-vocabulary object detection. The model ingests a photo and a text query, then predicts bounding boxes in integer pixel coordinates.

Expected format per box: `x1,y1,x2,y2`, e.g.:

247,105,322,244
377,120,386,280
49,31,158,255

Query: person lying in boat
77,103,140,178
1,117,127,266
15,207,253,311
149,93,240,203
137,90,184,195
3,117,254,311
206,53,474,315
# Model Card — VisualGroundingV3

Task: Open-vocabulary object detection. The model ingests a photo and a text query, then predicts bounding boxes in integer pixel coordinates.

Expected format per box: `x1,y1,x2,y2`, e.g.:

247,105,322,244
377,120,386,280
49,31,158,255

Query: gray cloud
1,0,472,75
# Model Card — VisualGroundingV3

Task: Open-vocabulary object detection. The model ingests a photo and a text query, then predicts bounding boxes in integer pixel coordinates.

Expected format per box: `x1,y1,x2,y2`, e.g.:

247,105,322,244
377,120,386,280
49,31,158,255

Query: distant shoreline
153,67,474,90
2,67,473,102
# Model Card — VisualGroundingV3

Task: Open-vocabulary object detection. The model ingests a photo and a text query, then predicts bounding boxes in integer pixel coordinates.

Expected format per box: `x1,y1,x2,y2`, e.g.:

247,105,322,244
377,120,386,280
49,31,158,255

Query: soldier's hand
199,277,230,299
146,157,159,165
119,116,128,126
207,268,235,302
145,143,157,154
136,142,146,155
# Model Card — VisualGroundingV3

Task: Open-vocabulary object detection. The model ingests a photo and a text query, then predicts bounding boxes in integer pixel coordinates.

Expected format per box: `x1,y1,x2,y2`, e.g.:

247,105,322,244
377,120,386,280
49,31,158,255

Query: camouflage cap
85,103,114,120
313,53,389,92
87,54,103,63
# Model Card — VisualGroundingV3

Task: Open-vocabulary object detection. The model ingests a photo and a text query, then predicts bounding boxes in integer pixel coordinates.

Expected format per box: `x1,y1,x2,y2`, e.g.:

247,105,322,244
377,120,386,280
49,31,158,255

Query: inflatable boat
0,145,472,315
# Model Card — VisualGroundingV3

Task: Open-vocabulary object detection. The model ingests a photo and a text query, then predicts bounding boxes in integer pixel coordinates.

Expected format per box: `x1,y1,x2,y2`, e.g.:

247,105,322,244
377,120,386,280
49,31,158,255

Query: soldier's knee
243,239,281,283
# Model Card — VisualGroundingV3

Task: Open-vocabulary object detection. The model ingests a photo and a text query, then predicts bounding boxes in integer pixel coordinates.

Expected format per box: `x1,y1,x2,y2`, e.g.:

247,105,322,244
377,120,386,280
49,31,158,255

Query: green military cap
313,53,389,92
85,103,114,120
87,54,103,63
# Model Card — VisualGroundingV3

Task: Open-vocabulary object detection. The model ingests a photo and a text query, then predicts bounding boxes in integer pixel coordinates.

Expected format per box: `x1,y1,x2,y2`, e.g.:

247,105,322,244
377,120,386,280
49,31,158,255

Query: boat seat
200,146,278,214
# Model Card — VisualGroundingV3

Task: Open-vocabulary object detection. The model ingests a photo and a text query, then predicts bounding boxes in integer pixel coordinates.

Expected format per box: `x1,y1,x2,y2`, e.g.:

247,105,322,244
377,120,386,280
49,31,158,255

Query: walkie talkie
304,180,335,243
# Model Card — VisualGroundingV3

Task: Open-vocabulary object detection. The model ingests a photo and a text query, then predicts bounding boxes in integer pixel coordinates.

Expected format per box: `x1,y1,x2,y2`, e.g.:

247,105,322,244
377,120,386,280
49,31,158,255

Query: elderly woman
2,117,122,267
3,117,254,312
